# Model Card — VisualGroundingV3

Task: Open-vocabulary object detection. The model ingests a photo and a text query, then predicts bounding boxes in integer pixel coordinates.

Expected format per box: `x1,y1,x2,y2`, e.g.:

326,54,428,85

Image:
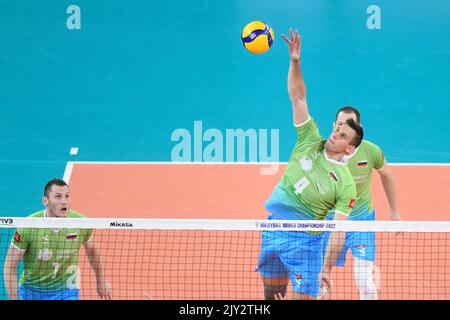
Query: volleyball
241,21,274,54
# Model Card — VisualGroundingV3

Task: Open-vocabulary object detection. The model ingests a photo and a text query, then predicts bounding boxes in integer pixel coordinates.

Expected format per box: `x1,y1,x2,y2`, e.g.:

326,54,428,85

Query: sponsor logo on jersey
348,199,356,208
14,231,21,243
357,160,368,167
329,171,338,182
66,233,77,240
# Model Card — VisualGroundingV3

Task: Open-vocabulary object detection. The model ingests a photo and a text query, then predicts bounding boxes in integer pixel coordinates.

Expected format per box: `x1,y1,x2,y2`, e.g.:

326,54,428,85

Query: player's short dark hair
336,106,361,124
346,118,364,148
44,178,68,197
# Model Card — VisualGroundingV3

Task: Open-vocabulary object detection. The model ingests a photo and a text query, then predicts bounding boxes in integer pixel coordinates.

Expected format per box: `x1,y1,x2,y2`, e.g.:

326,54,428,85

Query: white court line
63,161,74,183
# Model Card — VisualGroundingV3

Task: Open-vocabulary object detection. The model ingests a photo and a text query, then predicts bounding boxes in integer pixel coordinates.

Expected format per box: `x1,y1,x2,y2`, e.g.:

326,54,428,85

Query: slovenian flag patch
357,160,368,167
14,231,21,243
66,233,77,240
349,199,356,208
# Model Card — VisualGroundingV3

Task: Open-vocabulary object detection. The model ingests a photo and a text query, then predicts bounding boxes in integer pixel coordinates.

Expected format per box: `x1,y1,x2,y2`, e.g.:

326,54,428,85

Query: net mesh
1,218,450,300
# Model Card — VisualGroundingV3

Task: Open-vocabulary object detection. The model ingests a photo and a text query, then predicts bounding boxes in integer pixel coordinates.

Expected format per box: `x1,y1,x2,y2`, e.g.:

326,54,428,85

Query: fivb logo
171,121,280,175
0,218,13,225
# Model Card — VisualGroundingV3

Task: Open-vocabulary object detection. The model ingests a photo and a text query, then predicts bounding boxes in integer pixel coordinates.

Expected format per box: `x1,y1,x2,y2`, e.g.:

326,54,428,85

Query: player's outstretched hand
319,272,334,295
281,28,301,62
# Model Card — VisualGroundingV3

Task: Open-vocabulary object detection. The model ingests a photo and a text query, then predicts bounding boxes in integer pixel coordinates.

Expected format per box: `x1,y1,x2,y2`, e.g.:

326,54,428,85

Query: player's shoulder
15,211,45,236
309,117,319,128
27,210,45,218
359,139,382,152
360,139,385,162
295,116,321,133
296,116,314,126
68,210,88,218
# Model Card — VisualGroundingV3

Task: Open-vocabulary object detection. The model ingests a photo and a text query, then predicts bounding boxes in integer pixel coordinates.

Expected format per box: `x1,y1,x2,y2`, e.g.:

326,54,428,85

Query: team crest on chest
299,156,313,171
38,248,53,261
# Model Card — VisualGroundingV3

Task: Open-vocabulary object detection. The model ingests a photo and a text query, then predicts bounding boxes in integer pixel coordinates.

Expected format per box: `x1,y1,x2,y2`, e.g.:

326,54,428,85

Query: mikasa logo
110,221,133,228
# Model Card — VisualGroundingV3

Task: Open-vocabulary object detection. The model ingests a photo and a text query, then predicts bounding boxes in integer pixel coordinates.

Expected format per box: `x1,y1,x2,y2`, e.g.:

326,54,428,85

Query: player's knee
353,259,378,299
264,284,287,300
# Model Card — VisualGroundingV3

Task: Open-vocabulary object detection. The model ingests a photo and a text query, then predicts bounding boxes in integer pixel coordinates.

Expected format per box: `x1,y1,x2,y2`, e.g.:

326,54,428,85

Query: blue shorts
256,215,325,297
323,210,376,266
18,285,79,300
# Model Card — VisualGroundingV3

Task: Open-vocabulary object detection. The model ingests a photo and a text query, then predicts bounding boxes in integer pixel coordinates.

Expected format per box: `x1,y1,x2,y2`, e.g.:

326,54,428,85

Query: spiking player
255,29,364,300
3,178,112,300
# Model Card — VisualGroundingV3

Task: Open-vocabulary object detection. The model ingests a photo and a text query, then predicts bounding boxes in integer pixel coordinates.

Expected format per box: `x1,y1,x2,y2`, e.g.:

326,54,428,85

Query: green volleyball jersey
11,210,92,291
265,117,357,220
343,139,386,218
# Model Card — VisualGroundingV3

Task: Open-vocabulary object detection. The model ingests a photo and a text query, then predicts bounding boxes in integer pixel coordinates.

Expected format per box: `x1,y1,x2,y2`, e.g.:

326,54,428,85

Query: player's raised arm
282,29,309,125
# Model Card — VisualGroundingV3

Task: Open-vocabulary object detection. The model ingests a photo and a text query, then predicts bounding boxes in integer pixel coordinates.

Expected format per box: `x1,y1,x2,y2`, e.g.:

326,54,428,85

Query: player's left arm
3,245,25,300
321,181,356,293
377,162,401,221
84,238,112,300
321,211,348,292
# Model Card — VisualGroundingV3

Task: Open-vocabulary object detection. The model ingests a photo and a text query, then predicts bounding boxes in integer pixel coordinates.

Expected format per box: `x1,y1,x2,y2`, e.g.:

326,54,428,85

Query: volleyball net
1,218,449,300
